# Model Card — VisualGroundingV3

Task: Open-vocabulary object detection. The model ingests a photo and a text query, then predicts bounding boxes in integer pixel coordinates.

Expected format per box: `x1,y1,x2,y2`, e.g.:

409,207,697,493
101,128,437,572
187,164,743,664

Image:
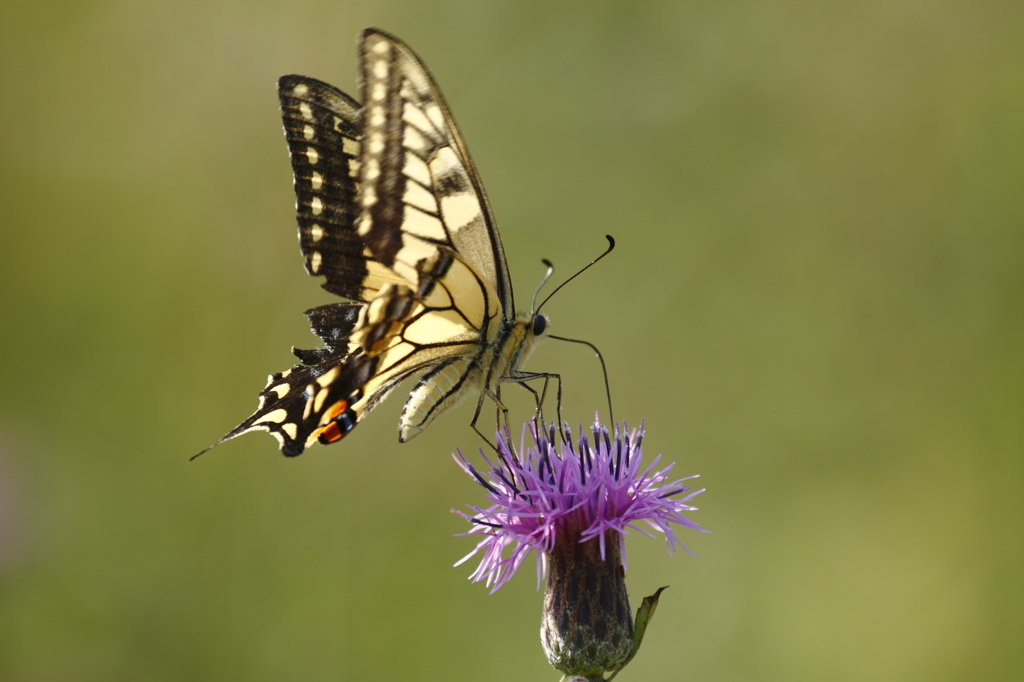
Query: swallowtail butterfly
197,28,556,457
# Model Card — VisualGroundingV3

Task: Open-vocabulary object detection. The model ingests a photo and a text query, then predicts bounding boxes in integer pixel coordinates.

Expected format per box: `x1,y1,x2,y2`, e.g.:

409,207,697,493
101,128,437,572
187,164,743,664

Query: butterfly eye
532,314,547,337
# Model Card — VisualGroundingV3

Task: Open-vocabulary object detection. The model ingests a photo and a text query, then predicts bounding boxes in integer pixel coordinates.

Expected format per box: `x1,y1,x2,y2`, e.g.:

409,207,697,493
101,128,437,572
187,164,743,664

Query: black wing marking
279,75,406,301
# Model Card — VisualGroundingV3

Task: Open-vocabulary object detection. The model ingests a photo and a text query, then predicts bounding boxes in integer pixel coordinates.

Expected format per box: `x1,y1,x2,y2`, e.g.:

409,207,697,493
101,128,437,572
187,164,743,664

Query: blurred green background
1,1,1022,680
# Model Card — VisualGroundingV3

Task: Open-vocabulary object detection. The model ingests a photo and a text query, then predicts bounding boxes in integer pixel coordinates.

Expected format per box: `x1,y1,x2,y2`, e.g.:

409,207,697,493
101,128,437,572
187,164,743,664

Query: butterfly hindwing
311,249,502,445
193,303,361,459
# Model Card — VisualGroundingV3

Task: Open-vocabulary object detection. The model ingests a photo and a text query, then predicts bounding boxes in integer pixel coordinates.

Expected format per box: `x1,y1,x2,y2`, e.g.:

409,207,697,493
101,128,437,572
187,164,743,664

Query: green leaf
605,586,668,681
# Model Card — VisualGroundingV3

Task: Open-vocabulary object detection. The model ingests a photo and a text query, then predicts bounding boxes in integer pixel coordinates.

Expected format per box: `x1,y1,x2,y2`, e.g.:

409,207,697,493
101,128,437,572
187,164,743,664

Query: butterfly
196,28,558,458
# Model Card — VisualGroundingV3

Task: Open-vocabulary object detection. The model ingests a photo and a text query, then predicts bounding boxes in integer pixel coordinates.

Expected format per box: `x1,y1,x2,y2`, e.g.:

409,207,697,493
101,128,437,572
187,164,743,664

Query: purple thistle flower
453,415,707,678
453,415,706,593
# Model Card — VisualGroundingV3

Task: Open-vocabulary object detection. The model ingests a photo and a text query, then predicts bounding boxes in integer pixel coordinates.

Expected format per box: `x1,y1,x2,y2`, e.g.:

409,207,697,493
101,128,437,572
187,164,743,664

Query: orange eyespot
317,421,343,444
323,399,349,422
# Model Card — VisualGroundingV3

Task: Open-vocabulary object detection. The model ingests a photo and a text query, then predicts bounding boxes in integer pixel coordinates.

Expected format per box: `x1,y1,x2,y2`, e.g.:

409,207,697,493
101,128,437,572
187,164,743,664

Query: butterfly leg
514,378,557,444
494,385,516,438
545,374,565,443
506,371,563,439
469,388,509,456
537,374,563,431
516,380,543,420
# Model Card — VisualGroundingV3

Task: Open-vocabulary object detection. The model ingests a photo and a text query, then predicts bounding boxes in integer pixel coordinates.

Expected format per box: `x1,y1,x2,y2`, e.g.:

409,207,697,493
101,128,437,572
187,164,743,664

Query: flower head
454,416,707,677
453,415,707,592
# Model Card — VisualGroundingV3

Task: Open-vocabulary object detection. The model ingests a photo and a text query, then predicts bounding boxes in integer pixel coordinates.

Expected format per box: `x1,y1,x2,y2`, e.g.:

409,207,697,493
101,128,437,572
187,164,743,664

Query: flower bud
541,525,634,677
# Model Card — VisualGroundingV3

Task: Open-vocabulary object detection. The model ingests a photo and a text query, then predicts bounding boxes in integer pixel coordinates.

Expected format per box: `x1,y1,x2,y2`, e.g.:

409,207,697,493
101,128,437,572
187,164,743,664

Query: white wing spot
255,409,288,425
364,158,380,182
362,186,378,207
357,215,373,236
403,104,434,136
311,171,323,190
307,147,319,164
402,206,447,241
424,103,446,136
299,103,314,120
371,38,390,54
310,224,323,242
271,384,290,399
390,237,436,278
313,387,329,414
403,126,429,155
293,83,309,96
367,132,385,155
303,124,315,141
311,197,323,215
403,153,431,188
310,250,322,273
342,137,359,156
371,82,387,102
316,366,340,387
281,423,298,440
440,192,482,231
403,182,439,215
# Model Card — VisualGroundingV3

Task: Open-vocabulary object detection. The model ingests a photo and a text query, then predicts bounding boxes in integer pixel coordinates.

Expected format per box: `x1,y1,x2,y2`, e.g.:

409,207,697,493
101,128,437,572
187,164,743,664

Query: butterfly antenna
531,259,556,314
548,334,614,426
536,235,615,314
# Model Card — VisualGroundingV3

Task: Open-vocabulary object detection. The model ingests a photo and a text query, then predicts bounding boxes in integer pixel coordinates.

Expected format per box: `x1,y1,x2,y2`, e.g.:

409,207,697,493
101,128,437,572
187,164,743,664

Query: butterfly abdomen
399,356,478,441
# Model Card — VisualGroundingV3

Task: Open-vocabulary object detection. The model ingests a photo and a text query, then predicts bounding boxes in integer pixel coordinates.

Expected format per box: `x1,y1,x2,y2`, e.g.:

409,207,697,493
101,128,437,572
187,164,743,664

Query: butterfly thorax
484,310,549,392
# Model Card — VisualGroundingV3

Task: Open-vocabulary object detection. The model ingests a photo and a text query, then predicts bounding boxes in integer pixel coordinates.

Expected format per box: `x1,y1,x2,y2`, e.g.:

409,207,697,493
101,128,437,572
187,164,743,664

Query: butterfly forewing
355,30,514,315
279,75,407,301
